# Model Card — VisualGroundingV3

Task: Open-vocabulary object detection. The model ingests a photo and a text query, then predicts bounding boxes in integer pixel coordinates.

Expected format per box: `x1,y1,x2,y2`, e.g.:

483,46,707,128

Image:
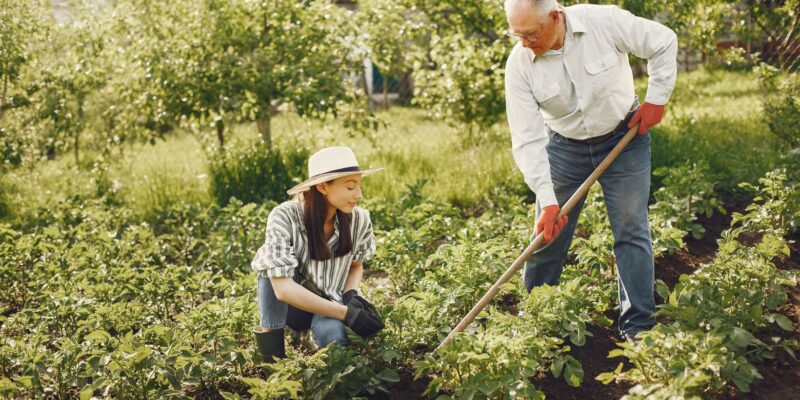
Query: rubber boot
253,327,286,363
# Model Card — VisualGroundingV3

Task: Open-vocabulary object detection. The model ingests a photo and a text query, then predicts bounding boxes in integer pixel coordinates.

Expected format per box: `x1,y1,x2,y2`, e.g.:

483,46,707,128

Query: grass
646,68,789,194
1,68,792,226
224,106,527,210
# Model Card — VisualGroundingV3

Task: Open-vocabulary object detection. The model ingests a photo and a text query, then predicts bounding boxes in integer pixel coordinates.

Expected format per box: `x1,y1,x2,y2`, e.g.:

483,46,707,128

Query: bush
755,64,800,148
208,142,307,206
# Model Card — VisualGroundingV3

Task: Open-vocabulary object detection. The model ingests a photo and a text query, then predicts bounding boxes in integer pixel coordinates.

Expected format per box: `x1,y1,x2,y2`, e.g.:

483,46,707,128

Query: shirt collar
564,6,587,36
526,6,587,59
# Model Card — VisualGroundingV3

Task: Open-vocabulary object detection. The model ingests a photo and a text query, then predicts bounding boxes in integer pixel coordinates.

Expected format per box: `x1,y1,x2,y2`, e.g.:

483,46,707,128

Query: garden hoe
435,124,641,352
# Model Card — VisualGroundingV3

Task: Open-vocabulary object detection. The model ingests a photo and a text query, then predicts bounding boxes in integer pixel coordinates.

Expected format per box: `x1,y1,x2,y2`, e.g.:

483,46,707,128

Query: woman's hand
343,302,384,338
342,289,380,319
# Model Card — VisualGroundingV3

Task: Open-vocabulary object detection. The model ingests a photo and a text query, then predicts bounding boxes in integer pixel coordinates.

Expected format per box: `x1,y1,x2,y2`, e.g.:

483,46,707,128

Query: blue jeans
257,275,350,347
523,123,656,337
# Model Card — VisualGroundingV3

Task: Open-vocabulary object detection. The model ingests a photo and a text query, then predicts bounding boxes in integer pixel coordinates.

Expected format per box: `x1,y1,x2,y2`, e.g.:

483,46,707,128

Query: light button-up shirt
504,4,678,207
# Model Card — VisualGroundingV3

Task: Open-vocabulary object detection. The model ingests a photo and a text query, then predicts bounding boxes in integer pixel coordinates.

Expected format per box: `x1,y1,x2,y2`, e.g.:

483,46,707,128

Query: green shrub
207,142,307,206
756,64,800,147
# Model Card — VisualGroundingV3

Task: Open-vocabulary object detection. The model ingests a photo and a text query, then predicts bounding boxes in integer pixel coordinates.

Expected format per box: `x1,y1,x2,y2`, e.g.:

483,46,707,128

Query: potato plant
603,169,800,398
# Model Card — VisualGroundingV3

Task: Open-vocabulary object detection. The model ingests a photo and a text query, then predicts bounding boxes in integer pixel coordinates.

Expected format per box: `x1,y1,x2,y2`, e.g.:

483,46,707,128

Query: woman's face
318,174,363,214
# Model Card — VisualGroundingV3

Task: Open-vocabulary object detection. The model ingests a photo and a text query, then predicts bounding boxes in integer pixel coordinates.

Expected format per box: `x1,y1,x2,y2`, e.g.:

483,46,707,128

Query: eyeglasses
507,28,542,42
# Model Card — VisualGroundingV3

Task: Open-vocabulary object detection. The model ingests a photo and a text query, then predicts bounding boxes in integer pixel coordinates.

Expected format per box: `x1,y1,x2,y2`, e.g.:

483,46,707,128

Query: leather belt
566,103,639,145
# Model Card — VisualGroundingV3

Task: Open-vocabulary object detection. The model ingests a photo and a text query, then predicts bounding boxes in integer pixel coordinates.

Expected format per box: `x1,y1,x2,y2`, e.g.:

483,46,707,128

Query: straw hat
287,146,383,196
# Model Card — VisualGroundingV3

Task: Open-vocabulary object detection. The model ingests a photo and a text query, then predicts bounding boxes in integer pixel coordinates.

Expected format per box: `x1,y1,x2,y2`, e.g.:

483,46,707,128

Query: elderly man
503,0,677,340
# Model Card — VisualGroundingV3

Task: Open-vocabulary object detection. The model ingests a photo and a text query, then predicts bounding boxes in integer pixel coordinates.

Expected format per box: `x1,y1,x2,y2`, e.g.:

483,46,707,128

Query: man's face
508,7,559,56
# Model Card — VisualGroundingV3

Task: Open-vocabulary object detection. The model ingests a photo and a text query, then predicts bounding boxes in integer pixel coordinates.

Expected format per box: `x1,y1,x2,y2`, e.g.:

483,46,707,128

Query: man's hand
628,102,665,135
536,205,568,243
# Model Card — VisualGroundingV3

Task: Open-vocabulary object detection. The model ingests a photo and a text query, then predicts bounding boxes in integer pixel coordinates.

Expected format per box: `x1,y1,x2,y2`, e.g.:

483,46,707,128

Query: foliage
417,328,554,400
733,168,800,235
598,324,763,396
651,161,726,239
207,142,307,207
356,0,424,107
603,168,800,397
755,64,800,147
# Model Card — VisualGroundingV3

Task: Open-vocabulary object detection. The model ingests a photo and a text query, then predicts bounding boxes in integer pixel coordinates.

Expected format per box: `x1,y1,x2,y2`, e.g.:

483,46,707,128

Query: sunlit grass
2,68,789,225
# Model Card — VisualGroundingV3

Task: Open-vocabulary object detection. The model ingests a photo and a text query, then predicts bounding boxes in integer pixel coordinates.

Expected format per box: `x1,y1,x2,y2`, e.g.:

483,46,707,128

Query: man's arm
608,6,678,106
505,49,558,208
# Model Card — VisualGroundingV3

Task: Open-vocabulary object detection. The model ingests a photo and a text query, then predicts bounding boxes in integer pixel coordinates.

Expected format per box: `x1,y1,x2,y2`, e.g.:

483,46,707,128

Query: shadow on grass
651,115,788,193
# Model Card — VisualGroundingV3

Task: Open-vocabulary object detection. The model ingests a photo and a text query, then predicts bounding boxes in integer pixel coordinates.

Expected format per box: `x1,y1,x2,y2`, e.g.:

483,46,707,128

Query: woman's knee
312,317,350,347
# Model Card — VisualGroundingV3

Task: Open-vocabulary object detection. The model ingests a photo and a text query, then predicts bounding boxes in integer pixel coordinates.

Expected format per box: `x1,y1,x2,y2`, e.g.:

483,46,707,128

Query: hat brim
286,168,384,196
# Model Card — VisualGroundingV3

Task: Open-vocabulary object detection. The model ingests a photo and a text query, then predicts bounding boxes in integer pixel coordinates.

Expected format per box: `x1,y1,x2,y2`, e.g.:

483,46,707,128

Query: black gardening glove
343,302,384,338
342,289,381,320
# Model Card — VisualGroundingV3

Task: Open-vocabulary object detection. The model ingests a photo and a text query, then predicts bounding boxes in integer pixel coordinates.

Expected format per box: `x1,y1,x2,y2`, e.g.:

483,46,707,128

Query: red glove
628,102,665,135
536,205,568,244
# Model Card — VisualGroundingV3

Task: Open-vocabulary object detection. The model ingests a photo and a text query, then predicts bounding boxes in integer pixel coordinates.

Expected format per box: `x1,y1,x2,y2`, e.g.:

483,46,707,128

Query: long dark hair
303,185,352,261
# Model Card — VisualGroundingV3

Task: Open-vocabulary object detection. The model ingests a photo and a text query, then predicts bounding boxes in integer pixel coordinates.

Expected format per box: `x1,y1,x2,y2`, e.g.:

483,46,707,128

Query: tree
405,0,512,142
0,0,49,118
22,1,107,164
236,0,370,149
101,0,372,152
357,0,424,108
732,0,800,70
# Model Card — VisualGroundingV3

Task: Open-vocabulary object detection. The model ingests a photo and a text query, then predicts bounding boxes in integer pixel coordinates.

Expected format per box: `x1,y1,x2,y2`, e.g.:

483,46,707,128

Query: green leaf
79,386,94,400
550,357,565,378
377,368,401,383
478,380,501,396
84,330,112,342
655,279,670,301
729,327,756,348
564,357,584,387
772,314,794,331
595,372,616,385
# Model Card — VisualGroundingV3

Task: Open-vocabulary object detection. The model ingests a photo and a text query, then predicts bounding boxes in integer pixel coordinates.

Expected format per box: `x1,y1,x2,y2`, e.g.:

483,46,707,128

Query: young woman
251,146,384,363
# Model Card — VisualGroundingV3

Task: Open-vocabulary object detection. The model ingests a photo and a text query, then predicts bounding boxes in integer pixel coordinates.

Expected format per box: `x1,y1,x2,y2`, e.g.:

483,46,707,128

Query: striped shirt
251,200,376,303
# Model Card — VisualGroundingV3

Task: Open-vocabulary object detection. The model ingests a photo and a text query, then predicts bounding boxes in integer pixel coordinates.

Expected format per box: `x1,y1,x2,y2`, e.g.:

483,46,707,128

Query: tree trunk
216,120,225,151
383,78,389,109
359,72,371,111
75,100,85,166
257,113,272,150
74,131,80,166
398,69,414,105
2,73,7,107
1,73,7,119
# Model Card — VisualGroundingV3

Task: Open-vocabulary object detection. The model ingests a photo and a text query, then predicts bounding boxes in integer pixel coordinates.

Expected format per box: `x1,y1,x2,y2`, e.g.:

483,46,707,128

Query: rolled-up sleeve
505,47,558,208
251,206,297,278
352,208,376,261
608,6,678,105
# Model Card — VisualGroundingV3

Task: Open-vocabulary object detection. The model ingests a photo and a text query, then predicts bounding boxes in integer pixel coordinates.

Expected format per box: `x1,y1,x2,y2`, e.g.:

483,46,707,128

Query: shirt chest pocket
585,52,621,98
533,81,570,118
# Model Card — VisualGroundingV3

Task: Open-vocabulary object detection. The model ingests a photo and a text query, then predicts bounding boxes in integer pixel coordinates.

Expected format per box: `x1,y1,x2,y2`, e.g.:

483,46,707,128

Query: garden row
0,164,797,399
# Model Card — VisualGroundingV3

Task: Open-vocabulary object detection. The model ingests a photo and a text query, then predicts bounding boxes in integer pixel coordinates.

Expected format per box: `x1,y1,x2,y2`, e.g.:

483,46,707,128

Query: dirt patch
773,231,800,271
184,378,250,400
655,208,731,289
376,368,431,400
533,322,634,400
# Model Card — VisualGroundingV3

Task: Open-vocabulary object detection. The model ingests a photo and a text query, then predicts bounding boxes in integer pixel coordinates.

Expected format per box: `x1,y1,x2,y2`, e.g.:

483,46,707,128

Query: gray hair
504,0,558,21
